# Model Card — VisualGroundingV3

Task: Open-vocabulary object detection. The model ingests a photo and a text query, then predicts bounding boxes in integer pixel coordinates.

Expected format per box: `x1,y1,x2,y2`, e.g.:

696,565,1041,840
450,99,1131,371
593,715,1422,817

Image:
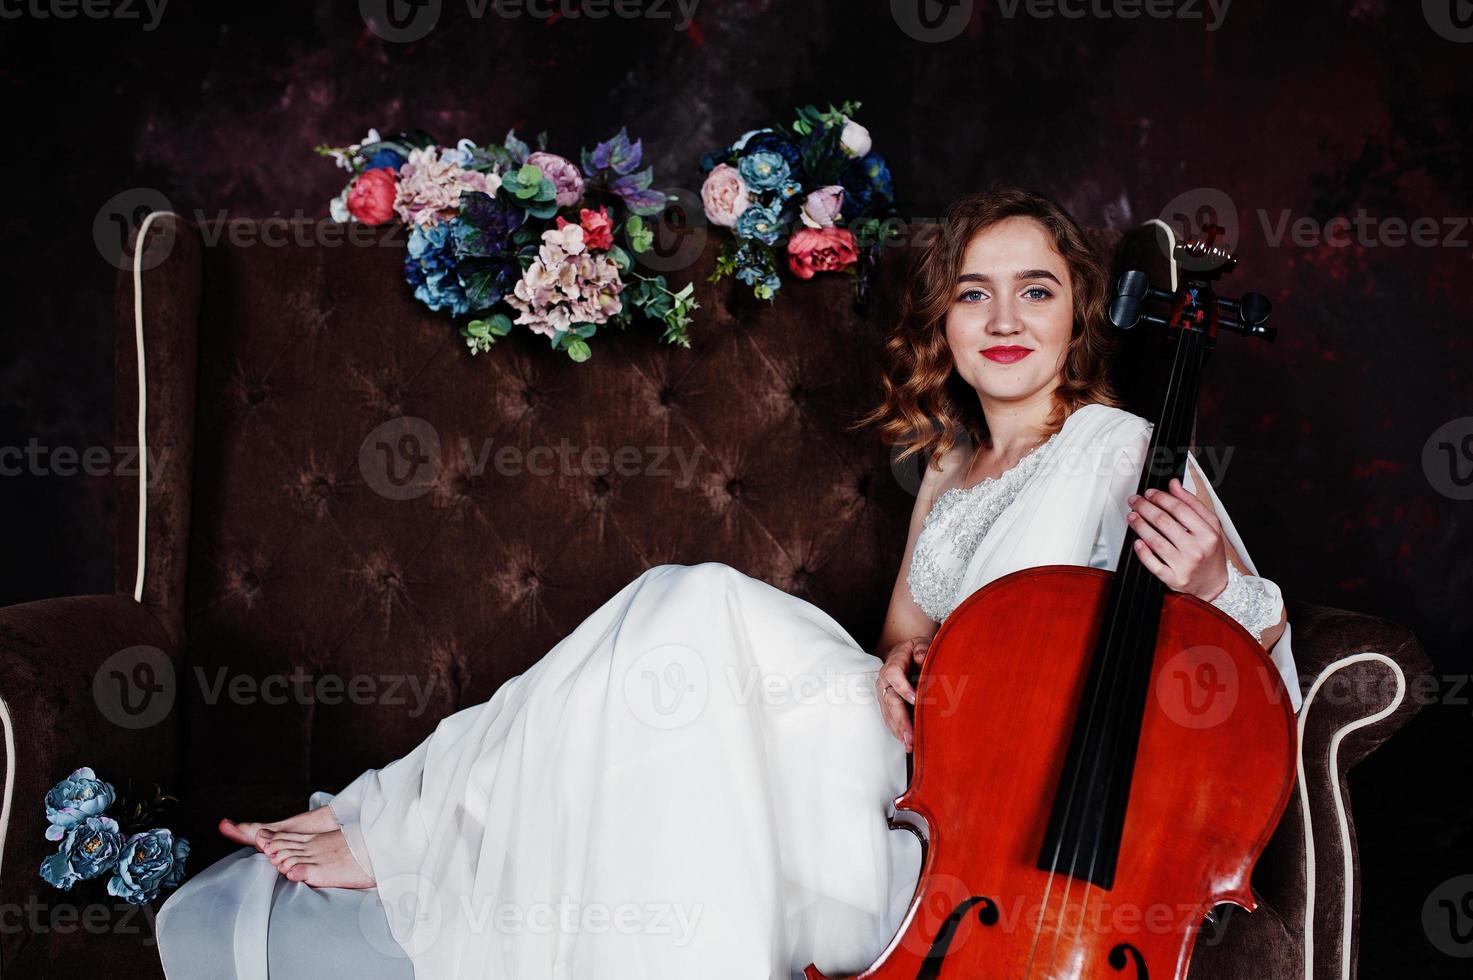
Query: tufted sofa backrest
120,217,997,788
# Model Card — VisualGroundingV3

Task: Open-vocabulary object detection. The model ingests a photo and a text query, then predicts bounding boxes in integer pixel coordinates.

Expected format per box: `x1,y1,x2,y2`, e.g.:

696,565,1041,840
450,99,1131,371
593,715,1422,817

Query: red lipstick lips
982,345,1033,364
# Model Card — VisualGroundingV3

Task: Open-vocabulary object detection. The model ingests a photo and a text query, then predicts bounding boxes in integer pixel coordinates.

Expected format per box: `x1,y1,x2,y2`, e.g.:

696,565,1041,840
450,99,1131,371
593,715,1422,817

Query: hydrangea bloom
394,146,500,228
404,222,472,317
507,225,624,339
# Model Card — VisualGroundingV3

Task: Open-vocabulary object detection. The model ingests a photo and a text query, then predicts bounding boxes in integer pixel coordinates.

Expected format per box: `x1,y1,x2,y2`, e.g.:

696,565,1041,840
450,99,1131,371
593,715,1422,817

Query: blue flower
742,132,804,179
735,204,784,246
106,828,190,906
41,815,125,890
778,180,803,201
363,147,406,171
731,242,782,297
44,767,116,842
404,221,472,317
862,152,895,201
736,265,782,295
738,152,791,193
841,152,895,221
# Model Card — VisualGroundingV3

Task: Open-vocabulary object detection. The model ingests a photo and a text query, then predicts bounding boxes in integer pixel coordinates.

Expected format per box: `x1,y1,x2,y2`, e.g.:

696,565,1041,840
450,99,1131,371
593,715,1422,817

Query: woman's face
944,215,1075,414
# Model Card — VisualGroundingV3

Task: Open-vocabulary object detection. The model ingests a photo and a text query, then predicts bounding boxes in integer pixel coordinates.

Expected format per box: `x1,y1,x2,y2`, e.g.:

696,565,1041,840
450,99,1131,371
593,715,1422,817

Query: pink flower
700,163,749,228
558,205,614,251
526,151,585,208
507,227,624,339
346,168,398,225
799,185,846,229
787,227,859,280
393,147,494,228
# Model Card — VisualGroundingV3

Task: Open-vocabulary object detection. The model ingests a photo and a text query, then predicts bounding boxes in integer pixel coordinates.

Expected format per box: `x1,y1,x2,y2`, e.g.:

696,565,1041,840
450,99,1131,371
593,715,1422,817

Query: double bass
808,229,1296,979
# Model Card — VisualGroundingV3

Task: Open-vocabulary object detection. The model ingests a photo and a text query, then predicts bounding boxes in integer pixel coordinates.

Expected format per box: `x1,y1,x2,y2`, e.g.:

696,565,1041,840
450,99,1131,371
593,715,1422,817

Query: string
1021,315,1202,977
1060,325,1203,961
1054,323,1202,968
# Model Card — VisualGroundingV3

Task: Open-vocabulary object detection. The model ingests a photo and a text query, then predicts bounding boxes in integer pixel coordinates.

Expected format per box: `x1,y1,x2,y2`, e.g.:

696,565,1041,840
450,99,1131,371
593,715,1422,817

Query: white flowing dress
154,403,1300,980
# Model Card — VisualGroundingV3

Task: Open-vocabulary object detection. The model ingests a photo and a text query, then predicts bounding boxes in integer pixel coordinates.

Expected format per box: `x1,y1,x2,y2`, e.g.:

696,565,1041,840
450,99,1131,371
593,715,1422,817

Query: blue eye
1023,286,1052,301
958,288,985,303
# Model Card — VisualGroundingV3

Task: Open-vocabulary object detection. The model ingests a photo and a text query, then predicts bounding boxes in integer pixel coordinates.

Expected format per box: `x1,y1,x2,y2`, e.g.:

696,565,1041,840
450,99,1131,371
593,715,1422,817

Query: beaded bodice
906,432,1061,623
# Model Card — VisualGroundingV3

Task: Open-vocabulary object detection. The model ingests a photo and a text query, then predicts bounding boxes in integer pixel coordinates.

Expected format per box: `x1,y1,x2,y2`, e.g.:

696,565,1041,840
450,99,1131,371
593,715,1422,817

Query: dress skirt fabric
156,562,924,980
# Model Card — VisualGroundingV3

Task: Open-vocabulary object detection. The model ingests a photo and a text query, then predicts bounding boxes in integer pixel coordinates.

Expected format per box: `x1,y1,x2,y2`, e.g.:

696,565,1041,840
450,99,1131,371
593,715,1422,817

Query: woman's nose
985,303,1021,335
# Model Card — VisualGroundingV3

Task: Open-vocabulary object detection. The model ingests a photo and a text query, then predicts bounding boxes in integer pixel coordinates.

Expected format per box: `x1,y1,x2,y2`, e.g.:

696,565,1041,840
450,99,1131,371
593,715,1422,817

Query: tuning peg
1109,271,1175,330
1238,292,1271,326
1109,271,1148,329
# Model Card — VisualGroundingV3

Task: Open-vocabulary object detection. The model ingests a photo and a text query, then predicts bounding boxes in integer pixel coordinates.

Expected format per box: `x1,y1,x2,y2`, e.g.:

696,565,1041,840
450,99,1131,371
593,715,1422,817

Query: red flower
347,167,398,225
555,206,615,252
579,205,615,251
787,227,859,280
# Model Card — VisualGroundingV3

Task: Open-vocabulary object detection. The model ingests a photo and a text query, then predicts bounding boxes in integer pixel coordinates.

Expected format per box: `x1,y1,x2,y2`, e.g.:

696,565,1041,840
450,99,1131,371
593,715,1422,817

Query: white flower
328,128,385,172
840,117,872,158
731,128,771,151
329,185,352,222
541,223,586,256
440,138,478,167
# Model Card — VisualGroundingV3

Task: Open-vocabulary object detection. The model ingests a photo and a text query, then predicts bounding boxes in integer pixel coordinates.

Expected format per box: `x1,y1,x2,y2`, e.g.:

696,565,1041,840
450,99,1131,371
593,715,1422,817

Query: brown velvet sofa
0,213,1431,979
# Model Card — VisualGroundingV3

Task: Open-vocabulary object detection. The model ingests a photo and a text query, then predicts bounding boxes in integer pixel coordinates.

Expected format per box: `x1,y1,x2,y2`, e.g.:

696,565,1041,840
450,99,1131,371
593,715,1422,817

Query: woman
154,186,1298,979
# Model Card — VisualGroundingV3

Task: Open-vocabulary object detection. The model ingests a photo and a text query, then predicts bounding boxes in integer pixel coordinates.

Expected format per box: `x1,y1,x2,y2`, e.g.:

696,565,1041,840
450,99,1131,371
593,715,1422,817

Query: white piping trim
1296,652,1407,980
132,211,175,603
1141,217,1180,292
0,694,15,980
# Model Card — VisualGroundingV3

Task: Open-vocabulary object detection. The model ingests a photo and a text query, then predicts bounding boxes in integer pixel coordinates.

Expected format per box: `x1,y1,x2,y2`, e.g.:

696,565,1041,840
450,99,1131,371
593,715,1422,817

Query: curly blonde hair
851,185,1125,469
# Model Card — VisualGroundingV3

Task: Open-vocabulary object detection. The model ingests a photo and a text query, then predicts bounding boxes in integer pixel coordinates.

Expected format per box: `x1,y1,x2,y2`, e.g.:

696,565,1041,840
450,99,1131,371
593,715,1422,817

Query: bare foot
259,828,375,888
219,804,338,853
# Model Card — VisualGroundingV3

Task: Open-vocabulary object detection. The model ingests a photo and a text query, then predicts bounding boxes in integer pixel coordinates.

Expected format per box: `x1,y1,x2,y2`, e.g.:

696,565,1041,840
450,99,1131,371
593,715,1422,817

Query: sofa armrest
1247,599,1432,980
0,594,184,968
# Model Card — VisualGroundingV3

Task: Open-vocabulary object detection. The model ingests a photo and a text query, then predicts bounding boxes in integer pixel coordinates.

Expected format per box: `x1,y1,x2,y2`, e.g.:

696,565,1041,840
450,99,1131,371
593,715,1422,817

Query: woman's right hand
876,635,930,752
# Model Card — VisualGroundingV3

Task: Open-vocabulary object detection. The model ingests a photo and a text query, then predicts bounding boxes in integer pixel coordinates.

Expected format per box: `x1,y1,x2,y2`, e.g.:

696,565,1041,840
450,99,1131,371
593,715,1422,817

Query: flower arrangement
699,101,896,301
319,127,698,362
38,767,189,906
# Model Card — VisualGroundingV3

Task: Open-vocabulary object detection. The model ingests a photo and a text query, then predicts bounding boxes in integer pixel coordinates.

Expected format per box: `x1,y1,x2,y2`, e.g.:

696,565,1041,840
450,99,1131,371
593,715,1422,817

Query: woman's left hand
1125,477,1230,601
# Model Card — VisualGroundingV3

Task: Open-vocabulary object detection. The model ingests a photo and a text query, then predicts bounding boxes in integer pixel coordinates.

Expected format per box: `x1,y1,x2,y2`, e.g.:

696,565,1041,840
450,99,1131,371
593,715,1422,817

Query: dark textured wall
2,0,1469,975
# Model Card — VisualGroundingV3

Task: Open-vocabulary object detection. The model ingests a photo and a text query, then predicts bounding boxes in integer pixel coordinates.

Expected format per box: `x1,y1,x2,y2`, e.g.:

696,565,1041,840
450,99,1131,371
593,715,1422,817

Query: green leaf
624,215,653,253
606,244,632,271
572,322,598,338
566,338,592,362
